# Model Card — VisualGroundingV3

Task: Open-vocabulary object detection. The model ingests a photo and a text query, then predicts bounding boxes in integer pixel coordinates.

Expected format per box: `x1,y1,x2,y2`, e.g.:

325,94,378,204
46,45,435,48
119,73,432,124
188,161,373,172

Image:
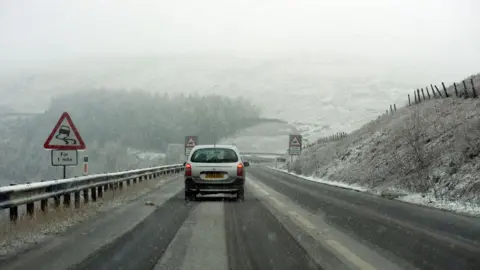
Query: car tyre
185,190,196,201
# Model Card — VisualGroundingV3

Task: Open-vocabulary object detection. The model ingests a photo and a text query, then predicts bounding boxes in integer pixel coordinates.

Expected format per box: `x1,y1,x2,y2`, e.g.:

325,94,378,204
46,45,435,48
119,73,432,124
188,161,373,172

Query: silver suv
184,145,249,201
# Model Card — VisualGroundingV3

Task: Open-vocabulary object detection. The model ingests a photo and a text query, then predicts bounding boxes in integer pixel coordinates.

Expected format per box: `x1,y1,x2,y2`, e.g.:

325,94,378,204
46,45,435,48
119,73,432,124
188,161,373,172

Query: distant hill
0,90,264,182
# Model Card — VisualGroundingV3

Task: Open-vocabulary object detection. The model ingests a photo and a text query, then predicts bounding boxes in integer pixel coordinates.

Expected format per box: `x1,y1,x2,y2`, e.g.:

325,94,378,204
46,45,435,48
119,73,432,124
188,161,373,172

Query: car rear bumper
185,177,244,194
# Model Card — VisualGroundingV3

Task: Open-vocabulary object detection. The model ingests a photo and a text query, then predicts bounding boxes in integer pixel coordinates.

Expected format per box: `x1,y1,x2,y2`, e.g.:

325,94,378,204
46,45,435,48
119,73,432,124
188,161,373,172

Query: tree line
0,89,261,183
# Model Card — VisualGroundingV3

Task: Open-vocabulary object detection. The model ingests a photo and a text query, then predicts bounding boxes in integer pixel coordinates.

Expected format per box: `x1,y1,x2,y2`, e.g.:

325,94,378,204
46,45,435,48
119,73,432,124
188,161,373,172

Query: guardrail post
8,184,18,222
91,187,97,202
10,206,18,222
54,196,61,208
26,202,34,217
119,181,123,189
64,193,71,207
41,199,48,212
98,186,103,198
74,191,81,208
127,179,131,186
139,176,143,183
83,189,89,203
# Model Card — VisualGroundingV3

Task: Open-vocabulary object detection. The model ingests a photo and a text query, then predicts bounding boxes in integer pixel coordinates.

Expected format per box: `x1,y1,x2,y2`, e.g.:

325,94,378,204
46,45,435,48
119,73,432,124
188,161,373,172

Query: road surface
1,166,479,270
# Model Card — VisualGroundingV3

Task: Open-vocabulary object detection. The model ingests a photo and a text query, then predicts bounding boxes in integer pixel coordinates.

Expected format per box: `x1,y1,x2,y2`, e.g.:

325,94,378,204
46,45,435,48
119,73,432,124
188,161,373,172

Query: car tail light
237,163,244,177
185,163,192,177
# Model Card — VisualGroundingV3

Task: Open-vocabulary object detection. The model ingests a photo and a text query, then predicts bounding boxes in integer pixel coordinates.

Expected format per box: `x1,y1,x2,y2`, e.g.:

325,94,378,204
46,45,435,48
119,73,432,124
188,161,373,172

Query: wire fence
302,132,348,150
381,74,478,117
408,76,478,106
301,74,479,152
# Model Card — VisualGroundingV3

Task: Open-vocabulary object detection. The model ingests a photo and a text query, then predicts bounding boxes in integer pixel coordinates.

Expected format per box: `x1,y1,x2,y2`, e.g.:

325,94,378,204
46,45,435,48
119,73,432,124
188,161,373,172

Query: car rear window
190,148,239,163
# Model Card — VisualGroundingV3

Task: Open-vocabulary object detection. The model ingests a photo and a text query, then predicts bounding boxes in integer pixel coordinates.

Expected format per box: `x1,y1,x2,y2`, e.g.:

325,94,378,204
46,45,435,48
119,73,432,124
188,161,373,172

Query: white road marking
270,196,286,208
326,240,377,270
288,210,316,230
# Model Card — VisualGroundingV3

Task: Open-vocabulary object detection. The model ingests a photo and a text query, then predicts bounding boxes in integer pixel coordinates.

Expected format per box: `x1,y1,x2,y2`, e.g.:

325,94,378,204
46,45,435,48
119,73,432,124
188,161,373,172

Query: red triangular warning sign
44,112,86,150
290,136,301,146
186,138,196,147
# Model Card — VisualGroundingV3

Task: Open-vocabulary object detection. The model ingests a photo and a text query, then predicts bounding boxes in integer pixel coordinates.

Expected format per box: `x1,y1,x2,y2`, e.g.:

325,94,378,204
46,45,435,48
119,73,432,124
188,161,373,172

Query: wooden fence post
441,82,449,97
430,84,436,97
434,85,443,97
462,80,469,98
454,82,459,97
394,104,397,111
408,94,411,106
426,87,431,99
417,89,421,103
471,78,478,98
421,88,426,100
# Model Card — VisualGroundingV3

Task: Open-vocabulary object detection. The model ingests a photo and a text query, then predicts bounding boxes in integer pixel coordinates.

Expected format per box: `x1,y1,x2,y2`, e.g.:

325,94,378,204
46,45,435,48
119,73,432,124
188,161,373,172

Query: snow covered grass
0,174,178,257
269,166,480,216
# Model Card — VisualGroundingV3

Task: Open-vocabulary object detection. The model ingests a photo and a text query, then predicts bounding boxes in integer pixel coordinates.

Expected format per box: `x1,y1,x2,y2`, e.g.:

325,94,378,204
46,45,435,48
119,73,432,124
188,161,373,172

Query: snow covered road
1,167,479,270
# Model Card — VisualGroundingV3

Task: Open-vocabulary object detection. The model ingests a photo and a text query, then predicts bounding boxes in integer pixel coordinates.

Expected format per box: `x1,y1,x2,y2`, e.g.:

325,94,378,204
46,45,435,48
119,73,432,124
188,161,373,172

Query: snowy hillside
293,79,480,208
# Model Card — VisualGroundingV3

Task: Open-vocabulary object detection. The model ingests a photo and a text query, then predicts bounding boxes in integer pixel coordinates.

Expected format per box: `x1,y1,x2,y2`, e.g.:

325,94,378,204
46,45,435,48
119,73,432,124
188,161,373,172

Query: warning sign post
44,112,86,179
184,136,198,156
288,134,302,156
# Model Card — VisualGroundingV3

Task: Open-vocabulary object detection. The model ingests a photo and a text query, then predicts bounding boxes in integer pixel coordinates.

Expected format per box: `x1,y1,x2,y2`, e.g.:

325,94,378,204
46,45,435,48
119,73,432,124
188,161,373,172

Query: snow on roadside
396,193,480,216
268,167,480,217
269,167,369,192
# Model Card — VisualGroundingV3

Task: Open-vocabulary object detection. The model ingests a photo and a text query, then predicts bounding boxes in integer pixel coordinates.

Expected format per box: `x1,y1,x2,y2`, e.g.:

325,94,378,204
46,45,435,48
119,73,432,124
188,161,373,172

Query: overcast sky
1,0,479,76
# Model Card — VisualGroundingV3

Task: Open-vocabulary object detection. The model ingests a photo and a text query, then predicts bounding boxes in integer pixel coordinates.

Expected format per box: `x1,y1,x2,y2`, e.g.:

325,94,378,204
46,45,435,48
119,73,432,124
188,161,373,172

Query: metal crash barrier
0,164,184,222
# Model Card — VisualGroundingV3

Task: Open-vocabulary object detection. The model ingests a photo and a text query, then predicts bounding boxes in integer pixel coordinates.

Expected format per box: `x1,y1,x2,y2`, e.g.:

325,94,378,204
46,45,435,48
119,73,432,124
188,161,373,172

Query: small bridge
240,152,286,157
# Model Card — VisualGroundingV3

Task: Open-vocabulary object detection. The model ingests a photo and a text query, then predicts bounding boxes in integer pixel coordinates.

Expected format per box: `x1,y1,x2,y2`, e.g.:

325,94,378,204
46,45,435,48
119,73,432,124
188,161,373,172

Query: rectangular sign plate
51,150,79,166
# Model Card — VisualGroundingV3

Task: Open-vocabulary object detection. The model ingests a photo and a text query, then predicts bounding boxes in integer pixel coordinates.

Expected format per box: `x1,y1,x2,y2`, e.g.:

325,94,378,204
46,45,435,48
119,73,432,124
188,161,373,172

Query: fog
1,0,479,73
1,0,480,129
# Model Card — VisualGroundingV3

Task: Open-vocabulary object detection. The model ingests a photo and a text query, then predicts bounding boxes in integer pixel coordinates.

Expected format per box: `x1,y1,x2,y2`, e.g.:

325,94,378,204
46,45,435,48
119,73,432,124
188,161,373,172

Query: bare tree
405,107,426,169
398,106,432,192
458,110,480,161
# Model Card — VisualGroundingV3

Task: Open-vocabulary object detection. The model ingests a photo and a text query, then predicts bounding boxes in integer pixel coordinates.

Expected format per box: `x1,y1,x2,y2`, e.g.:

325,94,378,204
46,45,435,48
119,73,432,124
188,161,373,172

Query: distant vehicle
184,145,249,201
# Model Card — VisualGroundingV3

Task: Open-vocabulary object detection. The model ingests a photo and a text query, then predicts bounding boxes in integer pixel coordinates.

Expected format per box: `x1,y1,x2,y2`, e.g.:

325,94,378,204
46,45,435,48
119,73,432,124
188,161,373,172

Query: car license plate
205,173,223,179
